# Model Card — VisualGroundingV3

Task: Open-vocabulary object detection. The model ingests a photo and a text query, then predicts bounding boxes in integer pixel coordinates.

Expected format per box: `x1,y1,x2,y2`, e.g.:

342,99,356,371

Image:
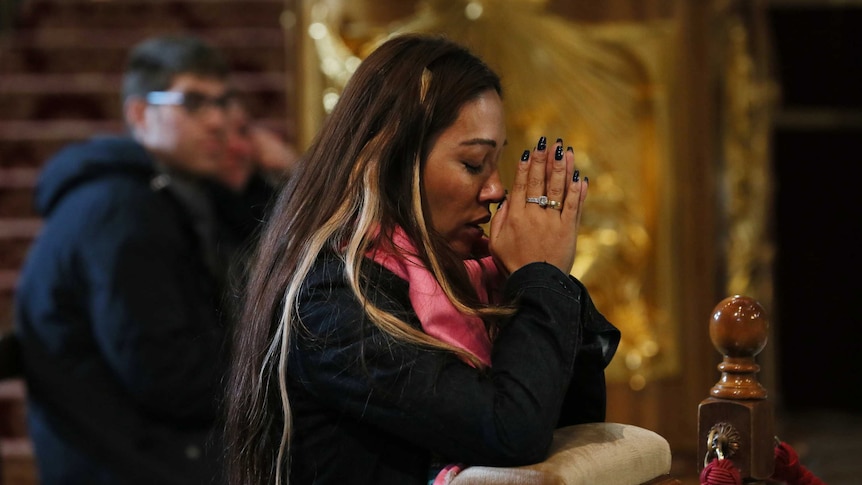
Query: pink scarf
369,227,500,368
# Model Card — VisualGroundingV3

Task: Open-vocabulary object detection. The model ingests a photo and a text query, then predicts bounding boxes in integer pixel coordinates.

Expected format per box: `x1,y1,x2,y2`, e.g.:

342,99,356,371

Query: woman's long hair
223,34,504,484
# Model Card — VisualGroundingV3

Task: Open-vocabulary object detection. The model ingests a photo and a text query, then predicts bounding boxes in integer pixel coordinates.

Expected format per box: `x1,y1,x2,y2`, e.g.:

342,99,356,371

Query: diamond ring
526,195,548,207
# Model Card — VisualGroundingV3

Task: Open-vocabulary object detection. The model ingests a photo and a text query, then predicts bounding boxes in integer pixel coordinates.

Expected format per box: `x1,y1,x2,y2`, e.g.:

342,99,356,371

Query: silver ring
548,200,562,210
526,195,548,207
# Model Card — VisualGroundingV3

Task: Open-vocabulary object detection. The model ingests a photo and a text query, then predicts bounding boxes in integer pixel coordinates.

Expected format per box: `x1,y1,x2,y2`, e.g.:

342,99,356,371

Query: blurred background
1,0,860,483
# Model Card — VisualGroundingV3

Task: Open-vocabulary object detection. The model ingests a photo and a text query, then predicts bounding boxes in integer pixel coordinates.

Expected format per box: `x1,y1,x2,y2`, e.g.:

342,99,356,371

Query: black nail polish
567,146,573,153
521,149,530,161
555,138,563,144
573,170,580,182
555,145,563,161
584,176,589,184
537,136,547,151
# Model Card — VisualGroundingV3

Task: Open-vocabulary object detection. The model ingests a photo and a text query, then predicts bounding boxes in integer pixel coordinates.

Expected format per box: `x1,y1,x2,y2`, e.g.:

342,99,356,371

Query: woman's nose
481,170,506,203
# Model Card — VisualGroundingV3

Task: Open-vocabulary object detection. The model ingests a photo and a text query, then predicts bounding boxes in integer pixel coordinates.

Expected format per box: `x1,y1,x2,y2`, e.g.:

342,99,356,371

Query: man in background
13,34,275,484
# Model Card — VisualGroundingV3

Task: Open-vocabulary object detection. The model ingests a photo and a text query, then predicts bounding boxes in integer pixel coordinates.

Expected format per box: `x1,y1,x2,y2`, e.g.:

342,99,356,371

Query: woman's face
422,89,507,258
219,100,255,191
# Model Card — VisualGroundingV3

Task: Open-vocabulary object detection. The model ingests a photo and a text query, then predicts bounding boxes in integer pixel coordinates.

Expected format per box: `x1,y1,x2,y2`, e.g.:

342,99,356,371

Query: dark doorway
769,4,862,413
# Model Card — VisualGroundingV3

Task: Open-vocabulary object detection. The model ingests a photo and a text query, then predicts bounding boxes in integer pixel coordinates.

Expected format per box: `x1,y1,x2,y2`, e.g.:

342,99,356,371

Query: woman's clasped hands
489,136,588,275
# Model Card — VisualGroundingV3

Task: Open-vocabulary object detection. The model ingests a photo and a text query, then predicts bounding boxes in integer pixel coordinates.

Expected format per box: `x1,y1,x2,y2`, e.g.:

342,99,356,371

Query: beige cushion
448,422,672,485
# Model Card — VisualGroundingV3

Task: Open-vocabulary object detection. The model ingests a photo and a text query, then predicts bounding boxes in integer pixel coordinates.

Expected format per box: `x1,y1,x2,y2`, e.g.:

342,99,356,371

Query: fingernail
584,176,589,184
521,149,530,161
555,145,563,161
555,138,563,144
573,170,580,182
537,136,547,151
567,146,573,153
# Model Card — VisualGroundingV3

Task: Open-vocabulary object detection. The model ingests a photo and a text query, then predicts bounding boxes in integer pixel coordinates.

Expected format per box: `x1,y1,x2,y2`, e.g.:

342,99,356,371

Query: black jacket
14,136,232,485
287,253,621,484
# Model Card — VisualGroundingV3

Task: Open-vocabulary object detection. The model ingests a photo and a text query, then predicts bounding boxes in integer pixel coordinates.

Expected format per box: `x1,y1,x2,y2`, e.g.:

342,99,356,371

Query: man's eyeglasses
145,91,232,114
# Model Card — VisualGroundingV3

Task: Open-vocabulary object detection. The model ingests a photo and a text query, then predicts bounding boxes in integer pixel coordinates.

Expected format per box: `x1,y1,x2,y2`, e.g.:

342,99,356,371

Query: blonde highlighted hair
223,34,505,484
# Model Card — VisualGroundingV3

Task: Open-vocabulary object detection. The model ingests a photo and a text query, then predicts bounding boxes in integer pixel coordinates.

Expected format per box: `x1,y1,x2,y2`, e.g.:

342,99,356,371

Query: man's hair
121,34,230,102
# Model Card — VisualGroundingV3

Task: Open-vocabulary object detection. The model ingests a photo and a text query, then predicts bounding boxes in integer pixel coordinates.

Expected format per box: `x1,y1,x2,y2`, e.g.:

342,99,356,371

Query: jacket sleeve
290,259,619,467
79,180,226,423
556,275,621,427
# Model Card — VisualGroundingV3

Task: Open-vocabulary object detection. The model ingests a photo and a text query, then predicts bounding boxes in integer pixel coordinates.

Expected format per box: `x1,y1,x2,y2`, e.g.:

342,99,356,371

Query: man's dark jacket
14,136,231,485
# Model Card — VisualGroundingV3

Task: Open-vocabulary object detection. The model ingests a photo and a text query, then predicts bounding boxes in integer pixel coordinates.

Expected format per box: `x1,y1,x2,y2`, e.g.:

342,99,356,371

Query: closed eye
462,162,483,174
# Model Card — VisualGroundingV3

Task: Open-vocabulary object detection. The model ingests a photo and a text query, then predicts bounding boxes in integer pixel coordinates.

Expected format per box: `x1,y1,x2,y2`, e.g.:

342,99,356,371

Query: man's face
133,74,230,178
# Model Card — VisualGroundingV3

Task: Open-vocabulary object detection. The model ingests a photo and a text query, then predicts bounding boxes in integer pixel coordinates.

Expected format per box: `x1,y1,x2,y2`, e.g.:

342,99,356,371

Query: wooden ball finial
709,295,768,399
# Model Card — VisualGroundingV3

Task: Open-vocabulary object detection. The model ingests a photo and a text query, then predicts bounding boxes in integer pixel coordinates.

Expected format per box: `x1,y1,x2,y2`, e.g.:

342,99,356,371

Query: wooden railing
698,295,775,482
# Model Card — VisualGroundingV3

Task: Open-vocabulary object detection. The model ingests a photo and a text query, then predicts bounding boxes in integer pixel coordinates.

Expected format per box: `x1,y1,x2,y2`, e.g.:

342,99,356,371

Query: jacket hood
35,135,155,216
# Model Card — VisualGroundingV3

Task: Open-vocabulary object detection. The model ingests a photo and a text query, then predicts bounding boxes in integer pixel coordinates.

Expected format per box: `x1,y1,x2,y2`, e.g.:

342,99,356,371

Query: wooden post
697,295,774,480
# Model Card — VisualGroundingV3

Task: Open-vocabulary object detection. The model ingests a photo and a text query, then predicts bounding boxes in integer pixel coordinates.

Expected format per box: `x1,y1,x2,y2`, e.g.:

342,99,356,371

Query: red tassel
700,459,742,485
772,441,827,485
701,441,826,485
